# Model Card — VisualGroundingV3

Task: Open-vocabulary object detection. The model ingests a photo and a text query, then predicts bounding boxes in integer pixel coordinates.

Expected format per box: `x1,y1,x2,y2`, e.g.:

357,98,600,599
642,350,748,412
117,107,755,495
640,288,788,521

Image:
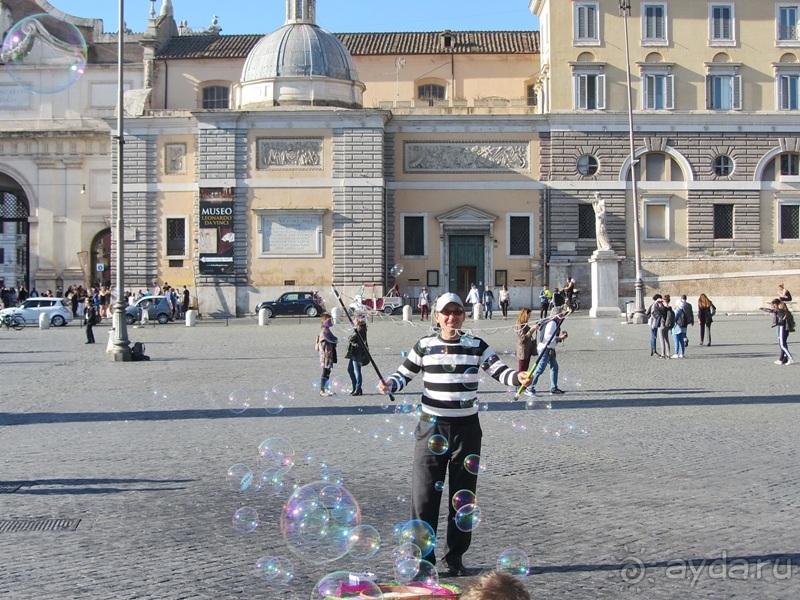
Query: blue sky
53,1,539,35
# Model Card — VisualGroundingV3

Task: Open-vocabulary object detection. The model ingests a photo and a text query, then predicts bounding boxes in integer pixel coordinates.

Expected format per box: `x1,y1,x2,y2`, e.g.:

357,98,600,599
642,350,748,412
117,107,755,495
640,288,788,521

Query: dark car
125,295,173,325
256,292,323,318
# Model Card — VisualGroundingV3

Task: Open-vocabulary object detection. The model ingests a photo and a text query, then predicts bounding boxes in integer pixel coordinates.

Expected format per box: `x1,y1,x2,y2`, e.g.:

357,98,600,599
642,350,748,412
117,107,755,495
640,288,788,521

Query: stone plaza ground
1,309,799,599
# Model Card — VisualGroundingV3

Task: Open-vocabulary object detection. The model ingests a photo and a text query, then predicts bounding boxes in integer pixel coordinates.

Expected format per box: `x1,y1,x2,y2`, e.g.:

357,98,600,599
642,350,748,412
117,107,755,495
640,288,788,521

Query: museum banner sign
199,188,235,275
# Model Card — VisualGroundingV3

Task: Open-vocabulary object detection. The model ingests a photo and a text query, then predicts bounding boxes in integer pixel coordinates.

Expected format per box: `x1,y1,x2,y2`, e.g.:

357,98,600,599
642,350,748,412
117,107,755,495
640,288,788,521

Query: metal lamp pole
620,0,646,323
111,0,132,360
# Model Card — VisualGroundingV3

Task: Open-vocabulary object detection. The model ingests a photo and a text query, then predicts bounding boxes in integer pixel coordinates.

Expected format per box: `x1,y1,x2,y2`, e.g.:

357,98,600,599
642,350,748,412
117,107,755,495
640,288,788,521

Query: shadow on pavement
3,392,800,425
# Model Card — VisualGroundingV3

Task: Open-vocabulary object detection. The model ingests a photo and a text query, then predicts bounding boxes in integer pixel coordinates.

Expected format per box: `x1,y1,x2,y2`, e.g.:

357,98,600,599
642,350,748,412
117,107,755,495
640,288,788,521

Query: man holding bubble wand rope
331,286,396,402
513,305,572,400
378,293,532,577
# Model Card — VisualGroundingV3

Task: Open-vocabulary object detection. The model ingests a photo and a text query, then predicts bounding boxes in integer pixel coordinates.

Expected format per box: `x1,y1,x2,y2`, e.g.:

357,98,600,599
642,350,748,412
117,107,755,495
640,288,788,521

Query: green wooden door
448,235,484,299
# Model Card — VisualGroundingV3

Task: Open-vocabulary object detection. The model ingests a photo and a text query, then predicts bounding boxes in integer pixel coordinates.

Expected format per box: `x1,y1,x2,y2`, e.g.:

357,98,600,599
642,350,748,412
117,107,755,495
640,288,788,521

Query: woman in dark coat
697,294,716,346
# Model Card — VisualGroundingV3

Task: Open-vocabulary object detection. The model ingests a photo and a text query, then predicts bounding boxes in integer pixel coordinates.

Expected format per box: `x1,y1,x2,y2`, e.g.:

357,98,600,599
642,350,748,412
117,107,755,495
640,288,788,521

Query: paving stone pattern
1,312,799,599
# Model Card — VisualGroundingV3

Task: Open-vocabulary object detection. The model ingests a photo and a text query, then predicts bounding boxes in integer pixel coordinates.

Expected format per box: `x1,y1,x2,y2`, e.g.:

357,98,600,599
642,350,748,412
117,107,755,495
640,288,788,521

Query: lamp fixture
80,184,86,195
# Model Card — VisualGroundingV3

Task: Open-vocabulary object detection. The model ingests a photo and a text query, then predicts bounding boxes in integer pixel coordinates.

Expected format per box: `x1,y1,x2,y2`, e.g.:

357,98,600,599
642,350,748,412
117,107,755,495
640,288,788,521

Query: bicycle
1,313,25,330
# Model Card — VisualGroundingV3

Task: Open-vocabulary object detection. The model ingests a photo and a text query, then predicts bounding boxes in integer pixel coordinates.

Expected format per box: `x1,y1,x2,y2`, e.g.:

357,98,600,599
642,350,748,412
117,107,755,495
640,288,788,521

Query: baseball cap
434,293,464,312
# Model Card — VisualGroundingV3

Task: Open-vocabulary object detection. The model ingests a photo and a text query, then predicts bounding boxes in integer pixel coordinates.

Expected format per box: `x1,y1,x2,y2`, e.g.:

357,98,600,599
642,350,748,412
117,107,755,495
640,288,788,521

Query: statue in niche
593,192,612,252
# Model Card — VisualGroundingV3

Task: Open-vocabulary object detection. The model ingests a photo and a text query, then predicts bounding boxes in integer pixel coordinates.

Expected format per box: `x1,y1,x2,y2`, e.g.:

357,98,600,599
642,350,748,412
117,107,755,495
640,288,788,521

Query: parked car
125,295,173,325
255,292,323,318
0,297,73,326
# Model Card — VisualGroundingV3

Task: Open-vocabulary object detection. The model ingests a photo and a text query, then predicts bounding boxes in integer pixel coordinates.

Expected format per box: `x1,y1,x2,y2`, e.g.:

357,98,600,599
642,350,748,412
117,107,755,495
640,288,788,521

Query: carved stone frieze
256,138,323,170
404,141,529,173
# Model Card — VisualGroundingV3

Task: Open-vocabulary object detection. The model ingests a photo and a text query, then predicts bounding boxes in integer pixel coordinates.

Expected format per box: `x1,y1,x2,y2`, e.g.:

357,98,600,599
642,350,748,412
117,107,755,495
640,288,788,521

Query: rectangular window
710,4,734,43
642,4,667,43
707,74,741,110
781,154,800,176
574,3,599,44
526,84,538,107
202,85,230,109
644,201,669,240
578,204,596,239
165,217,187,258
402,215,426,256
780,203,800,239
713,204,734,239
643,74,674,110
779,5,800,42
780,74,800,109
508,214,533,256
575,73,605,110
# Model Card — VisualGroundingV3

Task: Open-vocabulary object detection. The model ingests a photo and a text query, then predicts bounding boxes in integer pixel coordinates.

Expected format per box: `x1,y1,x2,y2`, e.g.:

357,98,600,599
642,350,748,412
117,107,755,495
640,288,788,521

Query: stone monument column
589,193,621,318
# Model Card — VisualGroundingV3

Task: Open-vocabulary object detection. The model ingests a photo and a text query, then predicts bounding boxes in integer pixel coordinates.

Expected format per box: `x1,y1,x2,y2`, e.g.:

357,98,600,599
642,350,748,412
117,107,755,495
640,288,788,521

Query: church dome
236,0,364,109
241,24,359,82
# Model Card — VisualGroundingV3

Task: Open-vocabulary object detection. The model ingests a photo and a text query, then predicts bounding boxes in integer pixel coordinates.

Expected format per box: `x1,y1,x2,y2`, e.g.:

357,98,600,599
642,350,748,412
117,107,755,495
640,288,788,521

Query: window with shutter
778,6,800,42
709,4,734,44
575,3,599,44
642,4,667,43
780,74,800,110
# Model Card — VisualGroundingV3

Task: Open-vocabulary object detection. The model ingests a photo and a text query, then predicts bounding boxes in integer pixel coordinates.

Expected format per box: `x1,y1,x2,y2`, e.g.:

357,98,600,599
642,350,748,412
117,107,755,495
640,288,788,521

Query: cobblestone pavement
1,310,799,599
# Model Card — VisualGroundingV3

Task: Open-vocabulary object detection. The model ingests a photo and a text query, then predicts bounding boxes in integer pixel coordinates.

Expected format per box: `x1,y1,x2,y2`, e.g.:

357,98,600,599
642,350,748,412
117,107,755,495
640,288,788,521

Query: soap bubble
254,556,294,585
396,519,436,558
282,482,361,564
427,434,449,455
3,14,87,94
266,383,294,414
347,524,381,559
464,454,482,475
454,503,482,532
330,375,353,396
463,366,480,391
226,464,254,493
451,489,477,511
227,389,250,413
257,437,294,472
311,571,382,599
434,481,444,492
393,542,422,564
390,263,404,277
497,548,530,578
232,506,259,533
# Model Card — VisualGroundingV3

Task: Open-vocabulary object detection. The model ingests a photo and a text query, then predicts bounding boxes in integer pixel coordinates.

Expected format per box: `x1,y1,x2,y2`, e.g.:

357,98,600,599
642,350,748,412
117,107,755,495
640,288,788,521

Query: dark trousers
85,323,95,343
700,320,711,344
411,416,482,565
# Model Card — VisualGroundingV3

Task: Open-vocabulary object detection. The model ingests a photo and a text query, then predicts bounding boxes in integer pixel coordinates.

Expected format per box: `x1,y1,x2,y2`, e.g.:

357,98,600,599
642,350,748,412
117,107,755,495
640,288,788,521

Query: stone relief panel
404,141,530,173
165,143,187,175
256,138,323,170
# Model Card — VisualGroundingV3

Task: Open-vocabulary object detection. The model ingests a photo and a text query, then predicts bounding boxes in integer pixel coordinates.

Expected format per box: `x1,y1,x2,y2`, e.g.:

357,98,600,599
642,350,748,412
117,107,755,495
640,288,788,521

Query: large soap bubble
3,14,87,94
281,481,361,564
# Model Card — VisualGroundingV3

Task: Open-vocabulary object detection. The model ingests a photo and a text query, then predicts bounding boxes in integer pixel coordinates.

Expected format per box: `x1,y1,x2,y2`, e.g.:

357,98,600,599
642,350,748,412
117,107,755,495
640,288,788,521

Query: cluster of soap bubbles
2,14,87,94
226,383,295,415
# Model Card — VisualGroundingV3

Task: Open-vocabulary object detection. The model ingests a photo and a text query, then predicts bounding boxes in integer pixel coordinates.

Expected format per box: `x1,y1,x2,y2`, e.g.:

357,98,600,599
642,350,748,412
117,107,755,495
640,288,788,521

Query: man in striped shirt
379,293,532,577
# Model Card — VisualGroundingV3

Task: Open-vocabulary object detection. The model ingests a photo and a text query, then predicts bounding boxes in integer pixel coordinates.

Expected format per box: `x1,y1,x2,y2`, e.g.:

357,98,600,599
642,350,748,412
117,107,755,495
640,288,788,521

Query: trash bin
625,301,635,323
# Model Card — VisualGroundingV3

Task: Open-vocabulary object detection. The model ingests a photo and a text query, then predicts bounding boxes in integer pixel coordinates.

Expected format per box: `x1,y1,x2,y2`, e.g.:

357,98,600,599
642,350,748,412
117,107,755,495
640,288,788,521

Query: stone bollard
38,312,50,329
258,308,269,326
403,305,412,322
472,303,483,321
186,309,197,327
106,328,115,353
331,306,342,323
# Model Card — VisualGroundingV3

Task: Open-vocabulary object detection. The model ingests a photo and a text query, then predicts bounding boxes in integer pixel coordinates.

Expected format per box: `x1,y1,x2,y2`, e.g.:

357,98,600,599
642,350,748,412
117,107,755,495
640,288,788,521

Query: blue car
255,292,323,318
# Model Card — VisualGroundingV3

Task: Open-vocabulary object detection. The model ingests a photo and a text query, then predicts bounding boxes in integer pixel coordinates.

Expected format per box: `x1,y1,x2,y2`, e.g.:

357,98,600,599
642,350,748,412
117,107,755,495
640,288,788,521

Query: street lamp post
110,0,132,361
620,0,646,324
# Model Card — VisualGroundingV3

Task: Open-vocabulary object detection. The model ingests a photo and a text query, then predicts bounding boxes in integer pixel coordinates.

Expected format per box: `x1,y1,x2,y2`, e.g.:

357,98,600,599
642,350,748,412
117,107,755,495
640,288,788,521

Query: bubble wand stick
331,286,396,402
513,307,572,400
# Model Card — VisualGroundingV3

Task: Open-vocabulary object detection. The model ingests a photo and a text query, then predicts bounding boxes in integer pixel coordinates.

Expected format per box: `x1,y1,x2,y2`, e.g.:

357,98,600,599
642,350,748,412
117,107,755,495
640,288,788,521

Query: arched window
201,84,230,109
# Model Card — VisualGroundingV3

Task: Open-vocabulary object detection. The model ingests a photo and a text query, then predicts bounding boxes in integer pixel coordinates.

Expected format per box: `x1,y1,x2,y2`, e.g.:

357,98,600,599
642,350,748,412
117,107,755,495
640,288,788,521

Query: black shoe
350,388,362,396
550,388,565,395
443,559,469,577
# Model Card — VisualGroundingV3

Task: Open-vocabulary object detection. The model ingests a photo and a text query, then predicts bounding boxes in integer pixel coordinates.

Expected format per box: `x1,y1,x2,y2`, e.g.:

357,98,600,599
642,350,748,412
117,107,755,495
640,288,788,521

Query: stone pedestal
589,250,622,318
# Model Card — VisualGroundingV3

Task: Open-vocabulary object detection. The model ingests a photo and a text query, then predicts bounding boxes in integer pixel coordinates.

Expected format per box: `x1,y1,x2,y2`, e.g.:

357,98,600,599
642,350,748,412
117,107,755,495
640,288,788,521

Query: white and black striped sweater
386,333,523,420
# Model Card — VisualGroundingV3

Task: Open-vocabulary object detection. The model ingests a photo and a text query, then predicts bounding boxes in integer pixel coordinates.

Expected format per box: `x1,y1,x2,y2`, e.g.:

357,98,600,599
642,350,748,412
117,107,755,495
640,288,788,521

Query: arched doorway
90,229,111,289
0,190,30,288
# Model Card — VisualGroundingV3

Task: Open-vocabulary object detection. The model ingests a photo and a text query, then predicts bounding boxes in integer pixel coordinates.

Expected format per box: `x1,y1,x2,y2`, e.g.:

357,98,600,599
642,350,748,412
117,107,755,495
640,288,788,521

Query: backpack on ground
786,311,796,333
131,341,150,361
